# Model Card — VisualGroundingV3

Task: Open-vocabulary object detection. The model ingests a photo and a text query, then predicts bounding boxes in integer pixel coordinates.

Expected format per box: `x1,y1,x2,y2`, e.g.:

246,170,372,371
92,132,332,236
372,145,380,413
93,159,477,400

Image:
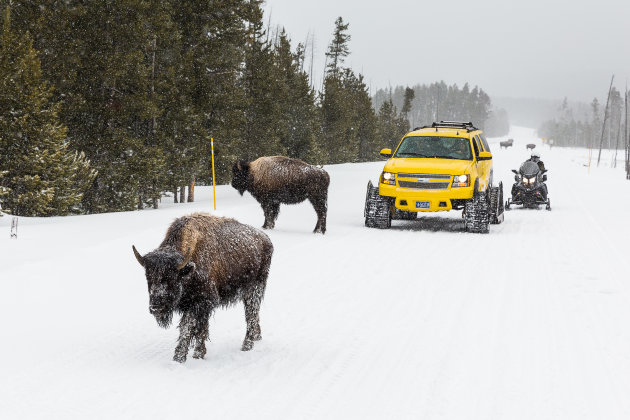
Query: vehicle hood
383,158,475,175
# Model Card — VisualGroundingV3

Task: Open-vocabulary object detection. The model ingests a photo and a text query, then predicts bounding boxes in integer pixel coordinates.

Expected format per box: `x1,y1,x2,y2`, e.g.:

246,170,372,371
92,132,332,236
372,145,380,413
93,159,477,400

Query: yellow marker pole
211,138,216,210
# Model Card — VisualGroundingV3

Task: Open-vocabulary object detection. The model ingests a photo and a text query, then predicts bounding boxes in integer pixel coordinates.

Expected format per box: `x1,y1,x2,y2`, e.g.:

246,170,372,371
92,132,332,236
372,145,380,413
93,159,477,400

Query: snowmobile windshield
519,161,540,178
394,136,472,160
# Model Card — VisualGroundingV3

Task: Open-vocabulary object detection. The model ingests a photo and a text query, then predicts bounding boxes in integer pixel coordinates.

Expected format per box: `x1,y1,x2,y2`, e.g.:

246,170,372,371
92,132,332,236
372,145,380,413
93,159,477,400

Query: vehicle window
479,135,491,152
472,137,480,157
394,136,472,160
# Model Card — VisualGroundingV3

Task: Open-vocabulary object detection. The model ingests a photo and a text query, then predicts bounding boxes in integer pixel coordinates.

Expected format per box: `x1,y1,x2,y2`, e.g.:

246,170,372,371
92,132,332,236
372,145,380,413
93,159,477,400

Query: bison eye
179,262,196,277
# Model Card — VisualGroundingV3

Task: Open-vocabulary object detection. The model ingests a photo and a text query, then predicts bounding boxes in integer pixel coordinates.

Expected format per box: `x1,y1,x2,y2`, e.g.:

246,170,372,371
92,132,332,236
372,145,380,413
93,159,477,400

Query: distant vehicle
500,139,514,149
526,143,536,151
506,160,550,210
364,121,504,233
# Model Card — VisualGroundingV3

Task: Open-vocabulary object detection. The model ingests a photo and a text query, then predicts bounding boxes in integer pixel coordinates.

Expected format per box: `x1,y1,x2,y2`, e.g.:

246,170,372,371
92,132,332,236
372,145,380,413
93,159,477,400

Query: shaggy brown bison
526,143,536,151
232,156,330,234
500,139,514,149
132,213,273,363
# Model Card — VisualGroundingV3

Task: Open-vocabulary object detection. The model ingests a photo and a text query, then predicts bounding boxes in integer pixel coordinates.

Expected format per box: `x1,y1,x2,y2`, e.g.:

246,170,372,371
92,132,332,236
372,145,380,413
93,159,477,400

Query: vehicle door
473,135,491,192
478,134,493,187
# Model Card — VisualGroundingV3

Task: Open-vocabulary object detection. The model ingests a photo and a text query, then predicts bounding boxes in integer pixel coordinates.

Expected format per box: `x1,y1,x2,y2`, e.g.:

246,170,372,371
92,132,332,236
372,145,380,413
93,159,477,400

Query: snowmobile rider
527,150,548,198
528,151,546,172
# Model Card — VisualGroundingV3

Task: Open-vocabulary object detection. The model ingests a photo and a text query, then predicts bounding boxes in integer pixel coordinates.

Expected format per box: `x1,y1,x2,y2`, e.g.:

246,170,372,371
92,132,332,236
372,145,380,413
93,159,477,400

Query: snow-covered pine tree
0,7,95,216
274,30,320,162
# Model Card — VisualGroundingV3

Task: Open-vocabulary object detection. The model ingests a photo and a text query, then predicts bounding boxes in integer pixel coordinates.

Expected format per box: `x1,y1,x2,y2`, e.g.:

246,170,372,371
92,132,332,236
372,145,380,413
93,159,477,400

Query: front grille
398,181,450,189
397,173,451,180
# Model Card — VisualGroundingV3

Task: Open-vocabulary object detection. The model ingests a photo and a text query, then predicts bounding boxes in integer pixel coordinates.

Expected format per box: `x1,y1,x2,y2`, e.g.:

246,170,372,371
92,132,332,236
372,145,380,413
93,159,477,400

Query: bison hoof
241,340,254,351
173,353,187,363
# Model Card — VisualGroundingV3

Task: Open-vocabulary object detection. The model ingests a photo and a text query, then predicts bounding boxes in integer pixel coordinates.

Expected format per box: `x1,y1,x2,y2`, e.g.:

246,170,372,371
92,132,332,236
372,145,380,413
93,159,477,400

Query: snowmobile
505,160,550,210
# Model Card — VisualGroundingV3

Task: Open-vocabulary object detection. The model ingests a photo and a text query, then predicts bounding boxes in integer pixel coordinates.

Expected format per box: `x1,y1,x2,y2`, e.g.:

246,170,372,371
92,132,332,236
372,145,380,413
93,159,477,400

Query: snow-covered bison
526,143,536,151
231,156,330,234
500,139,514,149
132,213,273,363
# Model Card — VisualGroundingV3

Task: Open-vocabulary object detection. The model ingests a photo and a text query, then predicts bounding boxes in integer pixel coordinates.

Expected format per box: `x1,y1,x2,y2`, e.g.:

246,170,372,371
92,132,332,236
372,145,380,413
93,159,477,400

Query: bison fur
132,213,273,363
232,156,330,234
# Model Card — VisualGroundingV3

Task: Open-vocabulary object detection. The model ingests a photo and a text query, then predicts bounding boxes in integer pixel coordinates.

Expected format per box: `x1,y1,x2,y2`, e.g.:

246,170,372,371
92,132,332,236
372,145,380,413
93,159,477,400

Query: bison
232,156,330,234
132,213,273,363
526,143,536,151
500,139,514,149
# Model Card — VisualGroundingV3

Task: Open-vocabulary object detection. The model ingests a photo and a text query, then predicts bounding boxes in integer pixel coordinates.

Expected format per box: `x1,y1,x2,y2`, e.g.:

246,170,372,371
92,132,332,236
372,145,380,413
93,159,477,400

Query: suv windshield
394,136,473,160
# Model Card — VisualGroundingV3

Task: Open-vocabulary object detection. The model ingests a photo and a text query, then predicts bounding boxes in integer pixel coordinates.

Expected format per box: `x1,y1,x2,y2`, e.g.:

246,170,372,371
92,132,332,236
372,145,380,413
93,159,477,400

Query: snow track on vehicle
2,127,630,419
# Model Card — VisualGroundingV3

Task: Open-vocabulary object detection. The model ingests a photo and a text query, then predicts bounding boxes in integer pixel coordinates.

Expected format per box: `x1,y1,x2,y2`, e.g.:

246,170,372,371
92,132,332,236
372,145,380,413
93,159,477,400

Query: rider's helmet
531,151,540,161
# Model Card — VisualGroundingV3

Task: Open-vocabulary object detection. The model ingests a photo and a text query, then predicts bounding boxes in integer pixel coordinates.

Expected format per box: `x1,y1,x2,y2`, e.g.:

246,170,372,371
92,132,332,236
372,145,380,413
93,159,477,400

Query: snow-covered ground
2,127,630,419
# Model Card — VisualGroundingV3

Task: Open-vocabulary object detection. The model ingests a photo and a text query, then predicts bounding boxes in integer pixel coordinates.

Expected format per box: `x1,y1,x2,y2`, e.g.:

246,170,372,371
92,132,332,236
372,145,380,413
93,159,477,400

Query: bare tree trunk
180,186,186,203
187,175,195,202
173,188,178,203
597,74,614,166
626,87,630,179
613,113,622,168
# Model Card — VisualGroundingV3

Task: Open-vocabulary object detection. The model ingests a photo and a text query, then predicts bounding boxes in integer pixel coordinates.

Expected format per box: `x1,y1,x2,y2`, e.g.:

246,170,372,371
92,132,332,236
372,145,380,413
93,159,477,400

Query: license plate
415,201,430,209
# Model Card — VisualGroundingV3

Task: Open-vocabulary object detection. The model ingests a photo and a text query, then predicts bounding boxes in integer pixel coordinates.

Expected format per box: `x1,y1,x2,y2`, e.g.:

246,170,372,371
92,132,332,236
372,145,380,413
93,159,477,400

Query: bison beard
231,156,330,233
155,312,173,329
132,213,273,363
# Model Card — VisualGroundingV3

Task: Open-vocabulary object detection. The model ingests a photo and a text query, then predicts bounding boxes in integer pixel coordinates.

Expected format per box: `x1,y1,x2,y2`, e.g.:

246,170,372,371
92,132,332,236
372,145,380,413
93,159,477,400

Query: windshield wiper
396,152,430,158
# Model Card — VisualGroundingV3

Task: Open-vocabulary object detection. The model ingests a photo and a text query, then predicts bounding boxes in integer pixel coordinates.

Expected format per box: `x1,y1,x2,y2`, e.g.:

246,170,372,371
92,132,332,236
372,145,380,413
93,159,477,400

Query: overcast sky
263,0,630,102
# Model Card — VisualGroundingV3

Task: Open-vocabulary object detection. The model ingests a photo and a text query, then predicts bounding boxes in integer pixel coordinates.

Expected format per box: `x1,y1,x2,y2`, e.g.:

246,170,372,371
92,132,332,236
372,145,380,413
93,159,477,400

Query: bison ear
179,261,196,278
132,245,144,267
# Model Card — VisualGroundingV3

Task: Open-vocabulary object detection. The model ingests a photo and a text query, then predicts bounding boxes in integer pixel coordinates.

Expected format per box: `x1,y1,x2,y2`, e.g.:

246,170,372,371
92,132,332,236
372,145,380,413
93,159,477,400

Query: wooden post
10,216,17,238
597,75,614,166
211,138,216,210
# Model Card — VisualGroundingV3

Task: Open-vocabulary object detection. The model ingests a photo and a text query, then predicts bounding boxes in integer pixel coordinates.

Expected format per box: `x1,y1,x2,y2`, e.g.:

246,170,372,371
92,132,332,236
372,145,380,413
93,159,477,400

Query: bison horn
132,245,144,267
177,248,193,270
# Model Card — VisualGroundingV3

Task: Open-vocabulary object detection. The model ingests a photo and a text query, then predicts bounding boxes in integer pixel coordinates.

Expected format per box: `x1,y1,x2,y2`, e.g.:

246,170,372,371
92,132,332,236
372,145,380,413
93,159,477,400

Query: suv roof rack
413,121,479,132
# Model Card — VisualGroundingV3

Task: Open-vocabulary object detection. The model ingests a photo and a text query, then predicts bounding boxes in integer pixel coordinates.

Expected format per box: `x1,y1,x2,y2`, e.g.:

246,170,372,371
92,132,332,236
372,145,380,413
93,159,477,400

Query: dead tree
597,75,614,166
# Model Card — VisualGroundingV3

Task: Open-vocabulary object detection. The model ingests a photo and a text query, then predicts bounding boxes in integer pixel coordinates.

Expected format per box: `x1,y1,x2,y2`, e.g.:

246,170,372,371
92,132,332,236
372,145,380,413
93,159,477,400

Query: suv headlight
452,174,470,187
381,171,396,185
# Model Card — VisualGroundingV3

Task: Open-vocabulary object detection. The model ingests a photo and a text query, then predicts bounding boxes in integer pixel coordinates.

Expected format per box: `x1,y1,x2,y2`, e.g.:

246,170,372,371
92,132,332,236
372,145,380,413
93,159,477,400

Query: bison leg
242,281,267,351
192,311,210,360
173,312,195,363
262,202,280,230
309,195,327,234
174,310,209,363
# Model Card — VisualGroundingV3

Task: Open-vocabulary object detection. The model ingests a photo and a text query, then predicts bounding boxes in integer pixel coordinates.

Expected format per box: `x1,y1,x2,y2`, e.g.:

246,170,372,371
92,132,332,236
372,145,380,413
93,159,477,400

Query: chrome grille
397,173,451,180
398,181,450,189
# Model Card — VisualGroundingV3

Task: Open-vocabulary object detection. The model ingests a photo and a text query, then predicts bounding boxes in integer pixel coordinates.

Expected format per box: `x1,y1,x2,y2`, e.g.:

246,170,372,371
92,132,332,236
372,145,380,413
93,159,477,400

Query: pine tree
239,5,285,160
325,17,350,77
274,31,320,161
0,7,95,216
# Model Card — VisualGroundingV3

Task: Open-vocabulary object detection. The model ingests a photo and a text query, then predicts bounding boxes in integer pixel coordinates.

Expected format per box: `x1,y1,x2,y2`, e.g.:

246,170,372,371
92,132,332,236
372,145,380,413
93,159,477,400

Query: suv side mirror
380,148,392,158
541,169,548,174
542,174,548,182
477,151,492,161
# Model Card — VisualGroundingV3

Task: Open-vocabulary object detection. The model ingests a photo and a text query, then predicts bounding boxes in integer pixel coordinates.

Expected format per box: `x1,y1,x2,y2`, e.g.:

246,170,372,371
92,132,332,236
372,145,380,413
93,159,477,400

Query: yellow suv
364,121,504,233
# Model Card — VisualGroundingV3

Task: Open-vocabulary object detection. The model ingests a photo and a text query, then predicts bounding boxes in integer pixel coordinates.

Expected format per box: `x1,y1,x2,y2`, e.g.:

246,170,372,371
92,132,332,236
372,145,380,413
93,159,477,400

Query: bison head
132,246,196,328
231,160,250,196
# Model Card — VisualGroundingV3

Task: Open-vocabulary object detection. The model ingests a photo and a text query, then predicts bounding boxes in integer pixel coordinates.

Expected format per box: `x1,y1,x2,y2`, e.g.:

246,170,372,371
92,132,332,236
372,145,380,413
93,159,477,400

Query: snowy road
2,127,630,419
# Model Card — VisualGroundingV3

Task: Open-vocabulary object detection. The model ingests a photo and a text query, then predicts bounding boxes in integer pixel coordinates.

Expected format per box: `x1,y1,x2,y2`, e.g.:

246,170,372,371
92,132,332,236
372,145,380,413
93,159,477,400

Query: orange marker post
211,138,216,210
